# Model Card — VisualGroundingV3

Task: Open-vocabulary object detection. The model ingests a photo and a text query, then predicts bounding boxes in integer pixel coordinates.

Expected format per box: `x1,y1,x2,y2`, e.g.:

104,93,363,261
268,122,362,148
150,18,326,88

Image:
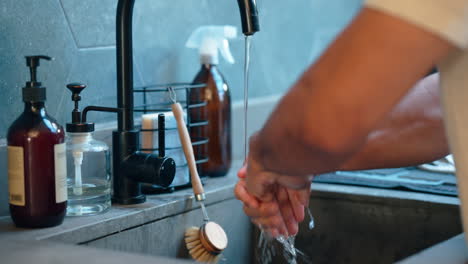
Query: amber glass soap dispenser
7,55,67,228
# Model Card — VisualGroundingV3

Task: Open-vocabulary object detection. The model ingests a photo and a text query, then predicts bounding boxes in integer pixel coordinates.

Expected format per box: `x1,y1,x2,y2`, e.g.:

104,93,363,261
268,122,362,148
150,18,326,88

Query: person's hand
235,160,311,237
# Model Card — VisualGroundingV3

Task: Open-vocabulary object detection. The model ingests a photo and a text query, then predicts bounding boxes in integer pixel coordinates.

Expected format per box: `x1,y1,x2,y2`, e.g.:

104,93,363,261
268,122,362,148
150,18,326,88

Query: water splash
256,231,312,264
276,236,299,264
256,208,316,263
257,231,274,264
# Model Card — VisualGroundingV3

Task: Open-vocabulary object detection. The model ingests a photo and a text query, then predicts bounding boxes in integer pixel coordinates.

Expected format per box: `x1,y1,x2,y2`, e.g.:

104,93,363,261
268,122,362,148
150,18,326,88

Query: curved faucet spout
113,0,260,204
237,0,260,36
116,0,260,134
116,0,135,132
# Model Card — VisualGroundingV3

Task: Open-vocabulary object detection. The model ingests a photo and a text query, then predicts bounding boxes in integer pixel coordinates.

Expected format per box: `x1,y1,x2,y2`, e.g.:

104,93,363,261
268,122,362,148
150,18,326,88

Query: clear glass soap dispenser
65,83,111,216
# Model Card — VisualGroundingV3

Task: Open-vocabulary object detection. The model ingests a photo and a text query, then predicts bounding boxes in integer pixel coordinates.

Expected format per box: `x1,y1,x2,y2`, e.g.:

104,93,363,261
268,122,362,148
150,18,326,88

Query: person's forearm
340,73,449,170
254,8,454,177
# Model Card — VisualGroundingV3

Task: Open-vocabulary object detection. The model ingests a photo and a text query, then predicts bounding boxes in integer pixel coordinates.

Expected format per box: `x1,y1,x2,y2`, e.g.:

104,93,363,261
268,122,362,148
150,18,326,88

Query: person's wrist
249,130,268,169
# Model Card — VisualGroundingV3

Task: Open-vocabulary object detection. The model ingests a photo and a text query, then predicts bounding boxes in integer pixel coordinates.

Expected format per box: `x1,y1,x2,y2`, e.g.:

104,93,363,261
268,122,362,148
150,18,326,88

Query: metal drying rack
133,82,209,193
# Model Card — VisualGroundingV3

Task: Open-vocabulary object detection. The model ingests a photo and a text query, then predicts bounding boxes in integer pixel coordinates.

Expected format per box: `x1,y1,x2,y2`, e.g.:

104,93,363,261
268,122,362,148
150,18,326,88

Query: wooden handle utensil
171,102,205,200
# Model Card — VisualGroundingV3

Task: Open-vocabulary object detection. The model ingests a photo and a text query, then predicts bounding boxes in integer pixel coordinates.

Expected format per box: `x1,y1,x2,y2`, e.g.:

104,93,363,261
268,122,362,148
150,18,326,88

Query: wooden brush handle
171,102,205,199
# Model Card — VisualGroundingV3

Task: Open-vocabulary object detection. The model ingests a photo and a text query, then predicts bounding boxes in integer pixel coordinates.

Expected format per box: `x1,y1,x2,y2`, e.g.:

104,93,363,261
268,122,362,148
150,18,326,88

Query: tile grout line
58,0,80,50
58,0,115,51
78,46,116,51
134,58,147,87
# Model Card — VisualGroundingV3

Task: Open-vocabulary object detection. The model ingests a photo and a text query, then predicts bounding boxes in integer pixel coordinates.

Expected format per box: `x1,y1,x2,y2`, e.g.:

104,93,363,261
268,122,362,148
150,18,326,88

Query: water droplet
307,207,315,230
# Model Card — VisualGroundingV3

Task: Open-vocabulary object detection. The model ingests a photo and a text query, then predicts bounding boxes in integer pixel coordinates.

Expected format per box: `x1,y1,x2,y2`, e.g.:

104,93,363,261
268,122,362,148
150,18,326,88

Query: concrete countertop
0,165,459,244
0,161,463,263
2,239,191,264
0,160,245,243
0,161,247,264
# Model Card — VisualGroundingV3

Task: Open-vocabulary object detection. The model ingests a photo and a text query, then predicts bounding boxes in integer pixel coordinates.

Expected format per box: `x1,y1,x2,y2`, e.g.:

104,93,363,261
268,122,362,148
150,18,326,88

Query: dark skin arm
235,72,449,236
341,73,449,170
247,7,454,195
236,7,455,237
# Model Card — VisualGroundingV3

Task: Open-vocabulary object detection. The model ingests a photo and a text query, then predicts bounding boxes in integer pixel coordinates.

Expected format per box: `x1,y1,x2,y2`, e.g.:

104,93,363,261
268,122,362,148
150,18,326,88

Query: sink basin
252,183,462,263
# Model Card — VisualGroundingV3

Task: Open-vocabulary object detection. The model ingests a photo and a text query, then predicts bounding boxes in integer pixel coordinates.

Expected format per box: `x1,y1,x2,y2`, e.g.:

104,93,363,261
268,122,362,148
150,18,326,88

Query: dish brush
185,221,228,263
169,88,228,263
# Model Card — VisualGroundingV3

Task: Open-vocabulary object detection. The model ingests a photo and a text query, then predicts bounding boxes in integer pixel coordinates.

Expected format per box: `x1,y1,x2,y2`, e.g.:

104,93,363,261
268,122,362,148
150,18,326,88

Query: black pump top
23,55,51,102
66,83,95,133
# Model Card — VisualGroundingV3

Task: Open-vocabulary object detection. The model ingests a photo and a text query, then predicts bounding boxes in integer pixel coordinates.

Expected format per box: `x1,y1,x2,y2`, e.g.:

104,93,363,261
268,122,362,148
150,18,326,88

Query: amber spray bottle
7,55,67,228
186,26,237,177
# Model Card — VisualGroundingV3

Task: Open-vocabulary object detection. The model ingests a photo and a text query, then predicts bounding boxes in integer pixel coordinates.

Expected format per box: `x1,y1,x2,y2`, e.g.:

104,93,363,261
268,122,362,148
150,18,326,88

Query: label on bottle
8,146,25,206
54,143,67,203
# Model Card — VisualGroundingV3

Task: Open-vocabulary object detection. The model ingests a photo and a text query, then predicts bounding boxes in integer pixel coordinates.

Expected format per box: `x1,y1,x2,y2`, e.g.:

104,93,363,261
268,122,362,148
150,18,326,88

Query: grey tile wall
60,0,117,48
0,0,362,216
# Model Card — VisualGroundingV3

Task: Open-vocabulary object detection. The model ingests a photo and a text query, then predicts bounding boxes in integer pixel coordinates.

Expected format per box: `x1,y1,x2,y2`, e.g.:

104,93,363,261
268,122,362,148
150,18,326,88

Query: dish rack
133,82,209,193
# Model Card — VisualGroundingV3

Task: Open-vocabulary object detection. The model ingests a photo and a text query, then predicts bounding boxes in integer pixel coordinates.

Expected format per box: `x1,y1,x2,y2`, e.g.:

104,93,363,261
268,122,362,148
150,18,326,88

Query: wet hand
235,164,311,237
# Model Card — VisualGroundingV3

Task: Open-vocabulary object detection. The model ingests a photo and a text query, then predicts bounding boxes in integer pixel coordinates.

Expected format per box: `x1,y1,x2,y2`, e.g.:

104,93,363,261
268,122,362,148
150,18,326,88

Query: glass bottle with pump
65,83,111,216
186,26,237,177
7,55,67,228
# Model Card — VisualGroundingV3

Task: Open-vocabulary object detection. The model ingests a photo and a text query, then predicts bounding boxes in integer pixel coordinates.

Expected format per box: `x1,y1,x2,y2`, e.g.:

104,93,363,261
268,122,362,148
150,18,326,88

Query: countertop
3,239,191,264
0,160,245,243
0,165,459,244
0,161,464,264
0,161,247,264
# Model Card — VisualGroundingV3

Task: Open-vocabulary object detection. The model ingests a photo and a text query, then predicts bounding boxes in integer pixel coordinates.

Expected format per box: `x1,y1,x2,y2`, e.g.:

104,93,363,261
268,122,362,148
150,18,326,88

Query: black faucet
113,0,260,204
237,0,260,36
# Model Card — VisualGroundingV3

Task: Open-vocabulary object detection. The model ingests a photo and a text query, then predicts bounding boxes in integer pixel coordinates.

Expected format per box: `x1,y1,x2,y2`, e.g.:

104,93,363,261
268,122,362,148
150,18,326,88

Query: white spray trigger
220,39,235,64
185,25,238,65
223,25,237,39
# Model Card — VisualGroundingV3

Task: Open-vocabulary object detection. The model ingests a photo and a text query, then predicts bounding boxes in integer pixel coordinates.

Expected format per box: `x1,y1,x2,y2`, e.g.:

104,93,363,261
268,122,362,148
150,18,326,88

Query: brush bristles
185,227,221,263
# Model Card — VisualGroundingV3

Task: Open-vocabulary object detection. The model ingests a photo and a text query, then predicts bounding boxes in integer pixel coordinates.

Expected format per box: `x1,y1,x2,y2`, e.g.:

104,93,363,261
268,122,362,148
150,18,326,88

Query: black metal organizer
133,82,209,194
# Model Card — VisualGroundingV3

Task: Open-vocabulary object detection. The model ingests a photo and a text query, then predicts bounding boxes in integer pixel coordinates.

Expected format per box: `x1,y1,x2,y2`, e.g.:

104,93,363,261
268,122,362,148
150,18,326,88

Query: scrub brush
185,221,228,263
168,88,228,263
